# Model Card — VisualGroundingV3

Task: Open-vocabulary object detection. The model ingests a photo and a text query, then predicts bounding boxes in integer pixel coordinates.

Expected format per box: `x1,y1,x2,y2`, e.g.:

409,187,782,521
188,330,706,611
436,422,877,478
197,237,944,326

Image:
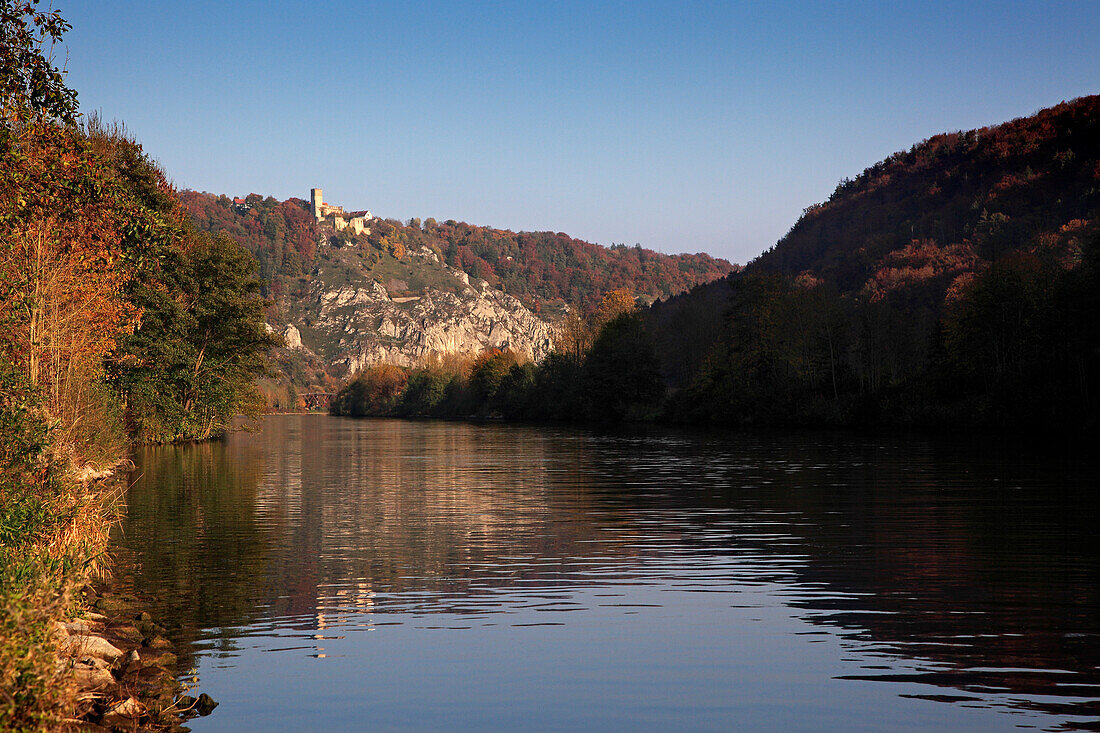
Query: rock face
276,247,556,375
282,323,304,350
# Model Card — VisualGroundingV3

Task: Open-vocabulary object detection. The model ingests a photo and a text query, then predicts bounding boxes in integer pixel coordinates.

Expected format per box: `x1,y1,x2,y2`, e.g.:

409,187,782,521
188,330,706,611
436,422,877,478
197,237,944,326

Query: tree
116,232,281,442
582,313,663,422
591,287,637,329
331,365,408,416
554,288,638,366
398,368,449,416
469,348,519,409
0,0,78,122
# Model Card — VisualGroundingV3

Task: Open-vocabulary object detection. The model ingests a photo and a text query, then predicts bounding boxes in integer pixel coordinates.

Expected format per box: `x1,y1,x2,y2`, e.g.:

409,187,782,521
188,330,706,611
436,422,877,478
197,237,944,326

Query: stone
61,620,94,635
120,664,172,694
78,654,111,671
283,323,305,350
100,696,146,727
144,650,177,668
66,635,125,663
72,663,115,690
145,634,173,649
94,596,129,614
195,693,219,716
110,624,144,643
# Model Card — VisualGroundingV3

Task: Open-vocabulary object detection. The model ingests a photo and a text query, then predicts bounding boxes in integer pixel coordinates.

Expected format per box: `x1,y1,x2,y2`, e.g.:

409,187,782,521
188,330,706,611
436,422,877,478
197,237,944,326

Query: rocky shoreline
55,580,215,731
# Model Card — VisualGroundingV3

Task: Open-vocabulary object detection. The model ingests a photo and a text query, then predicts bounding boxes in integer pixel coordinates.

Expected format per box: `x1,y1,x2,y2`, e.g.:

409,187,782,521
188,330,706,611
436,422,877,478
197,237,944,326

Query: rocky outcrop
282,324,304,350
277,247,557,375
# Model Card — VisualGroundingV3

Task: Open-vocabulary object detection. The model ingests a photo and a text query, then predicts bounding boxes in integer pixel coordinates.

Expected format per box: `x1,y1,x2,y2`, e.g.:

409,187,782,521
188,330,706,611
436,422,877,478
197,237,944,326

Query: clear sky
62,1,1100,264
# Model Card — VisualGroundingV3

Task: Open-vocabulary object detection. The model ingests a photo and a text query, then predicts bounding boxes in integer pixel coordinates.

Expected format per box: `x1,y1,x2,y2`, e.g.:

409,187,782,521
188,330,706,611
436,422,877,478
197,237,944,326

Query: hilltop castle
310,188,372,235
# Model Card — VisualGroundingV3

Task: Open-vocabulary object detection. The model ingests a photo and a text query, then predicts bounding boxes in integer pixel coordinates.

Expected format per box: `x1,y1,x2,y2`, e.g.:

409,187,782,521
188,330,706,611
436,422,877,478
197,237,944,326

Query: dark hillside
638,95,1100,428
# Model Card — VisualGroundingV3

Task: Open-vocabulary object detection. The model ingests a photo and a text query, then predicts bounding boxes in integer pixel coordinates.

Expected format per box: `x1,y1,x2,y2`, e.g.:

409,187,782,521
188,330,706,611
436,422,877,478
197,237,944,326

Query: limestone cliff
273,245,555,377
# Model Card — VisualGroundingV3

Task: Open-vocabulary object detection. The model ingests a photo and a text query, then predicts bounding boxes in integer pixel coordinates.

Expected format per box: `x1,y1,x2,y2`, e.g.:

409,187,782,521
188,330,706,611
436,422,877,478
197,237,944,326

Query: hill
641,95,1100,428
754,95,1100,294
180,191,736,311
179,191,736,402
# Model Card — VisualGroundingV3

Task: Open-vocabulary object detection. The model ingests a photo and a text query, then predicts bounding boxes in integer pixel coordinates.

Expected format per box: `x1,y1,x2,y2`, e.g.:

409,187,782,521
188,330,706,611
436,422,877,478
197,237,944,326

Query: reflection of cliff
250,416,634,626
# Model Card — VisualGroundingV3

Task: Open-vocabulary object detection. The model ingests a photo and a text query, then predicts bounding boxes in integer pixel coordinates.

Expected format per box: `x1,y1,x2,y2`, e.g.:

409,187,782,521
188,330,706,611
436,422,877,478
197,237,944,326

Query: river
111,415,1100,731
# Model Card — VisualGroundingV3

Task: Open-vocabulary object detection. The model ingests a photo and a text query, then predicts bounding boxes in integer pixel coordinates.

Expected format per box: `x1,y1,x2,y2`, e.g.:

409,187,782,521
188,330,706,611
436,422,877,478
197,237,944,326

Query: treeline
180,192,736,311
657,232,1100,428
179,191,320,284
419,219,735,309
1,6,275,727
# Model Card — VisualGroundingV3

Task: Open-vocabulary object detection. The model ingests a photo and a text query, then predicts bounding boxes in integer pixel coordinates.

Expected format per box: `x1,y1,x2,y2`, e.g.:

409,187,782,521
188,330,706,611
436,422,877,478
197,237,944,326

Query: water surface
113,415,1100,731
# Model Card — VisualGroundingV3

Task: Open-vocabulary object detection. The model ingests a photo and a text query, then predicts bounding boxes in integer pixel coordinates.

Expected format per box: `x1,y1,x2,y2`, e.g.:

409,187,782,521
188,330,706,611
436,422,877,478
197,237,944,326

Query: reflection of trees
114,417,642,647
114,436,273,668
576,430,1100,727
113,419,1100,727
251,416,636,626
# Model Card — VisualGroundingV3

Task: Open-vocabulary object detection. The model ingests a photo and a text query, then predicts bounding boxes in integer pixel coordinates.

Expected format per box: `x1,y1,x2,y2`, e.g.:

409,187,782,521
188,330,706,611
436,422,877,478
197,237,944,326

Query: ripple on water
112,417,1100,732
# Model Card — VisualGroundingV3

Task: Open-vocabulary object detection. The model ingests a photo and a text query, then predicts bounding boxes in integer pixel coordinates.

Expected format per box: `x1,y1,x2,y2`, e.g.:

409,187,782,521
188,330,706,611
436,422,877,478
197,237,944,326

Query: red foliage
180,192,736,310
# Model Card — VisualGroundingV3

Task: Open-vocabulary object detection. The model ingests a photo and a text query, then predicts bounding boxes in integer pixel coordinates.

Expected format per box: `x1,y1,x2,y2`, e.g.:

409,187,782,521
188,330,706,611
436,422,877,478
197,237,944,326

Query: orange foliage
861,240,982,302
0,121,140,425
591,288,637,328
794,271,823,289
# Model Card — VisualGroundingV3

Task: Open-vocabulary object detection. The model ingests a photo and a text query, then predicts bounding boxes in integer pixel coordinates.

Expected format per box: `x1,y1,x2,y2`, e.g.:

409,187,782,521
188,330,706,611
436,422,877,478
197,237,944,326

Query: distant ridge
180,191,737,311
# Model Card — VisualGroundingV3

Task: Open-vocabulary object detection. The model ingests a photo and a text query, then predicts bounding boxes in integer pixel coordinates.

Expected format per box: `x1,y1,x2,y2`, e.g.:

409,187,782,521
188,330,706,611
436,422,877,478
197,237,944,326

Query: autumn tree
331,364,409,416
555,288,637,364
0,108,148,463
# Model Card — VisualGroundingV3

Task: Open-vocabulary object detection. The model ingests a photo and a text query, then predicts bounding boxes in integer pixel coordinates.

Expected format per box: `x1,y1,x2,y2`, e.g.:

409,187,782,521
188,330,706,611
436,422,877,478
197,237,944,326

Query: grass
0,370,123,731
0,469,120,731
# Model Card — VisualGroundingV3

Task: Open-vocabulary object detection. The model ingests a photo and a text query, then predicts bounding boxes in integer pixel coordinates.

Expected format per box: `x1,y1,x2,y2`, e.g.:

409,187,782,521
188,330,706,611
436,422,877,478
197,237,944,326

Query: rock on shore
56,583,216,731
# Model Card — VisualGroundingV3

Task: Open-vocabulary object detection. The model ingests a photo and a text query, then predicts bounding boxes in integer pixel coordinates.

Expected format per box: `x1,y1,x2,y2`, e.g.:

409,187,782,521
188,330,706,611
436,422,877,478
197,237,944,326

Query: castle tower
310,188,323,221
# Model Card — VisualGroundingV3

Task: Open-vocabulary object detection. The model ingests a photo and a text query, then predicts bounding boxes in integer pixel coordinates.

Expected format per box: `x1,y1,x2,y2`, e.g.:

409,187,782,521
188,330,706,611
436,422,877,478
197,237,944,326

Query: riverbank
0,462,214,731
57,577,217,730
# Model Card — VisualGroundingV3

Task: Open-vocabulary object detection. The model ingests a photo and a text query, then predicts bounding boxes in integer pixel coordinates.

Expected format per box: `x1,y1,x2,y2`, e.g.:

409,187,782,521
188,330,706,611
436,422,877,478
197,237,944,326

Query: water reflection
114,417,1100,731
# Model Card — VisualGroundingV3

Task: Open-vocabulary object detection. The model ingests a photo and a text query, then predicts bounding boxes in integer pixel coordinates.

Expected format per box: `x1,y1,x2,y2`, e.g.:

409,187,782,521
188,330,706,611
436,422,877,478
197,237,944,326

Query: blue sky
62,1,1100,263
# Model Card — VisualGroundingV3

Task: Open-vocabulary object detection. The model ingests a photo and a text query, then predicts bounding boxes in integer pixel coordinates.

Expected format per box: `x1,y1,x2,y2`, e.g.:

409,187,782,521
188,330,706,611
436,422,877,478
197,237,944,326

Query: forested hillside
180,191,736,311
364,95,1100,429
649,95,1100,428
755,95,1100,291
